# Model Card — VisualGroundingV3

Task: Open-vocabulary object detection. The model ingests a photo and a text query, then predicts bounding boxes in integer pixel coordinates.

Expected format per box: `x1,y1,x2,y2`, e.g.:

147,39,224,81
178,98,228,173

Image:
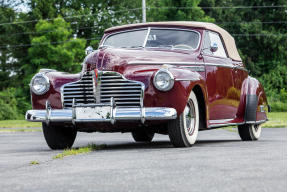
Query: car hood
84,47,199,73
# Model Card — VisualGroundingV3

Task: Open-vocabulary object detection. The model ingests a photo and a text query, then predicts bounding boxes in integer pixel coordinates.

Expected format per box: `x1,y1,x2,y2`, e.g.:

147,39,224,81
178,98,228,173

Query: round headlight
153,69,174,91
30,73,50,95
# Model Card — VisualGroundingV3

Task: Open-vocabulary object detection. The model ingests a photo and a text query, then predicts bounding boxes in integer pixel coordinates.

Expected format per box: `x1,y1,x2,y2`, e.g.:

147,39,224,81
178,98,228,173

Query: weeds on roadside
30,160,39,165
53,144,106,159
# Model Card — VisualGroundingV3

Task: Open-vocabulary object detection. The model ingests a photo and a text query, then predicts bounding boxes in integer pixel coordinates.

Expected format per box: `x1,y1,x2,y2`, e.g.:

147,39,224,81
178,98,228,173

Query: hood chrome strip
128,61,199,65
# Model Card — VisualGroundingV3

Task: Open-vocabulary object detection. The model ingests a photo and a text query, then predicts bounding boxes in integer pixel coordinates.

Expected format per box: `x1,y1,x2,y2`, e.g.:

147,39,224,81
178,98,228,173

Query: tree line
0,0,286,119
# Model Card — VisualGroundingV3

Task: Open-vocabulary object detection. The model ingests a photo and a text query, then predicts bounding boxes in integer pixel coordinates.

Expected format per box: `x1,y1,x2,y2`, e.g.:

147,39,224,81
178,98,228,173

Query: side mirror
85,46,93,55
210,43,218,53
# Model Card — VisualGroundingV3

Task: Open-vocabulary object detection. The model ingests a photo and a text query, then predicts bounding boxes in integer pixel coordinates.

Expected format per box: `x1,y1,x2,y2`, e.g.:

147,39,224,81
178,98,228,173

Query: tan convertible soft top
105,21,242,61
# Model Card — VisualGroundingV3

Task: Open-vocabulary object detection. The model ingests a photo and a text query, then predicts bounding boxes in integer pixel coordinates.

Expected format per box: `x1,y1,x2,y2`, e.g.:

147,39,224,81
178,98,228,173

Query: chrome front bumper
25,99,177,124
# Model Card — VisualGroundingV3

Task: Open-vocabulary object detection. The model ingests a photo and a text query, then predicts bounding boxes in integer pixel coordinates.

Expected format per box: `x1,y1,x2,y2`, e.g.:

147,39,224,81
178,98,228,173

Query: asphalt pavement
0,128,286,192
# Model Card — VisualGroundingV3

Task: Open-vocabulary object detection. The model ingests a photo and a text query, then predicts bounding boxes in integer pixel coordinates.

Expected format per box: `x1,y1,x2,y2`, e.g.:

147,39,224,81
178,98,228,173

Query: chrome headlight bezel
30,73,50,95
153,69,175,91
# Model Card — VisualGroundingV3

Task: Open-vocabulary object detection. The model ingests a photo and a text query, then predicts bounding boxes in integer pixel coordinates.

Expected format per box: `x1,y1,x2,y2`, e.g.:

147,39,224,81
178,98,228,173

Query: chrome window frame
100,27,201,51
202,30,229,59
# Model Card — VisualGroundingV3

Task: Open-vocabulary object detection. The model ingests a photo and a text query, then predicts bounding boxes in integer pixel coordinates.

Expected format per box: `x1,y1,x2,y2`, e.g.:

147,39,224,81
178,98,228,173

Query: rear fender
239,76,268,123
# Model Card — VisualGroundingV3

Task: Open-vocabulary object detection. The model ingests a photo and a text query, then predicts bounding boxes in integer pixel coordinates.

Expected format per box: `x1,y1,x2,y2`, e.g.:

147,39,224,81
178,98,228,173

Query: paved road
0,128,286,192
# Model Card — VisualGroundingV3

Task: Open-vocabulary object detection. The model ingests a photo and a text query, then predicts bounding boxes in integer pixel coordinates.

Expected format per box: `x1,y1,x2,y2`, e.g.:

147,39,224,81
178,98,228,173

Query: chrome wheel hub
184,100,196,136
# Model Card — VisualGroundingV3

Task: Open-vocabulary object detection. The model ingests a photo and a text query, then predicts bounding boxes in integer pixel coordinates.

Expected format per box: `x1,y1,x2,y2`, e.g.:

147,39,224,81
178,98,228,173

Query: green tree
147,0,214,22
199,0,287,78
26,17,86,76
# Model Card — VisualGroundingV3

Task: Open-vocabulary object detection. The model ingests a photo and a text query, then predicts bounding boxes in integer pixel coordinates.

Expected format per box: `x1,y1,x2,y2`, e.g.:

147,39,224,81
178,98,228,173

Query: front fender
134,67,207,116
31,72,80,109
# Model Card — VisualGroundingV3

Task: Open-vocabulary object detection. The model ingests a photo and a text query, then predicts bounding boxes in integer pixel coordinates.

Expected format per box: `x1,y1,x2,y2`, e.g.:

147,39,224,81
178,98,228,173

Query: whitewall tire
168,91,199,147
238,124,262,141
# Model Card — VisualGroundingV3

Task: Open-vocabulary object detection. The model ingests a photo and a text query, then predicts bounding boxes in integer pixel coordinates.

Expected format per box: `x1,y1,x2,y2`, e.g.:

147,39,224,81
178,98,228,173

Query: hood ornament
85,46,94,55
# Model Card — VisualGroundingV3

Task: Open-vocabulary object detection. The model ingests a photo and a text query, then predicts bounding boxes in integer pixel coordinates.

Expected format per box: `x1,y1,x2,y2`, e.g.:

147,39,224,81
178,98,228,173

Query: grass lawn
0,112,286,130
0,120,41,128
263,112,287,128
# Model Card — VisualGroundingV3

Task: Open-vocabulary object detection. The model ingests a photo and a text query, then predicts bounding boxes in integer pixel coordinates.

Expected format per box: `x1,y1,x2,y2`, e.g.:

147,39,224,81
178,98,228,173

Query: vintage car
26,21,269,149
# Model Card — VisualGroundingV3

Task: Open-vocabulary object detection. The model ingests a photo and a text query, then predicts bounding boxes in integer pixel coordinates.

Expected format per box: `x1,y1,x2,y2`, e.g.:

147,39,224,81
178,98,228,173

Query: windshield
102,28,200,50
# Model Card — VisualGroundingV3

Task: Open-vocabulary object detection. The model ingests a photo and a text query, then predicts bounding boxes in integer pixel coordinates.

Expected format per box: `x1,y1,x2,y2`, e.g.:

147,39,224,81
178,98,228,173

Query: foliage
269,102,287,112
147,0,214,22
0,88,21,120
53,144,106,159
263,112,287,128
0,0,286,117
266,89,287,112
200,0,287,77
27,17,86,74
0,120,41,128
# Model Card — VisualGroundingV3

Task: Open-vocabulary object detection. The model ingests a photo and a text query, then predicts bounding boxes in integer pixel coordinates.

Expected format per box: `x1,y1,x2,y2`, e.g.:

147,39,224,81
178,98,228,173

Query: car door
202,30,238,122
232,60,249,118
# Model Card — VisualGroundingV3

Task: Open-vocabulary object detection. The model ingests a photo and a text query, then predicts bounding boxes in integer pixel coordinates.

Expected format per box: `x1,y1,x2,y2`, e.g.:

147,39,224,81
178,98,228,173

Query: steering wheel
173,44,193,50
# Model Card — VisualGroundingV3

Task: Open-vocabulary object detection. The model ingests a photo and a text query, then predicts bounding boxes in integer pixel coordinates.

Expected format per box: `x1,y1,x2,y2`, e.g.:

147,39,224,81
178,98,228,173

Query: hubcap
254,124,259,132
184,100,196,136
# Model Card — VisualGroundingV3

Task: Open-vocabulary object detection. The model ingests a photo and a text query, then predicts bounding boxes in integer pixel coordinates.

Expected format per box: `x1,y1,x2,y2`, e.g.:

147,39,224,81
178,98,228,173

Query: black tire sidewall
42,123,77,150
131,129,154,142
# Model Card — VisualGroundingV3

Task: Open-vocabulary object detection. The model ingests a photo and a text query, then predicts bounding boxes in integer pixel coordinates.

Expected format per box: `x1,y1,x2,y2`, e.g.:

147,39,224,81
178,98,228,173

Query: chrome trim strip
92,70,97,102
95,70,101,104
208,122,245,128
208,119,267,128
140,92,145,123
128,61,198,65
175,78,199,81
143,27,151,47
110,97,115,124
209,119,234,124
128,61,248,72
72,98,76,125
204,62,233,68
246,119,267,124
45,100,51,125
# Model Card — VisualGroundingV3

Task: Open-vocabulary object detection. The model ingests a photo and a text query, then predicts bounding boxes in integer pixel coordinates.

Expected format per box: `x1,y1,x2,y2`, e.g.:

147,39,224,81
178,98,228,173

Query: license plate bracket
75,106,111,120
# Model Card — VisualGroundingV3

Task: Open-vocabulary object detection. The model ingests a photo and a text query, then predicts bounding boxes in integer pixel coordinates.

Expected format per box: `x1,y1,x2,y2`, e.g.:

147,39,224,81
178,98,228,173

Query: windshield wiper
99,45,114,49
119,45,144,48
147,45,174,49
130,45,144,48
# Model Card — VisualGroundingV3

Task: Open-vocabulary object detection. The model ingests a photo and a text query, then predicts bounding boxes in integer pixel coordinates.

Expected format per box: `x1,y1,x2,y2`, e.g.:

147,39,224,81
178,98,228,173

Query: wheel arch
192,84,207,130
239,76,268,123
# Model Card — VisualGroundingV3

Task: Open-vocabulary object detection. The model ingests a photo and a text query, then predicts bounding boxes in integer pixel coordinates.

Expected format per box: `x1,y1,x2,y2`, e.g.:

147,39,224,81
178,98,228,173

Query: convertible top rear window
102,28,200,50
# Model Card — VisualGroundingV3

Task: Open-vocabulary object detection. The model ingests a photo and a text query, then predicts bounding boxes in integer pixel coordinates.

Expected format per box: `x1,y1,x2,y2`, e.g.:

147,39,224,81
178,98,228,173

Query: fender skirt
244,94,258,123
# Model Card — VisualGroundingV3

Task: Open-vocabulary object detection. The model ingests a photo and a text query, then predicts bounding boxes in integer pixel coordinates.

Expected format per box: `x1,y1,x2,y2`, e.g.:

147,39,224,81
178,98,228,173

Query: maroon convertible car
26,21,269,149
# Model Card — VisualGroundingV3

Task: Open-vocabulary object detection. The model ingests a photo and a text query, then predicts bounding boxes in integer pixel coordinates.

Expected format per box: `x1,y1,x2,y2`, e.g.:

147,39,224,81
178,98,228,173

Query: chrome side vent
62,72,95,108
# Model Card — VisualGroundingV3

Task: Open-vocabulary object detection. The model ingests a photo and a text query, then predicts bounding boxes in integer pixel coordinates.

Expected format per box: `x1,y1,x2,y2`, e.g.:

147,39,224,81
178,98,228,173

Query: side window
203,31,212,54
203,31,228,58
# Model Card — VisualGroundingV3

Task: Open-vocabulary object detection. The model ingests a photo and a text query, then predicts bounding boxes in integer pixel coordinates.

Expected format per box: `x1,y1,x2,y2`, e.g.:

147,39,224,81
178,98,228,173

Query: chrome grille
62,72,95,108
100,72,143,107
61,71,144,108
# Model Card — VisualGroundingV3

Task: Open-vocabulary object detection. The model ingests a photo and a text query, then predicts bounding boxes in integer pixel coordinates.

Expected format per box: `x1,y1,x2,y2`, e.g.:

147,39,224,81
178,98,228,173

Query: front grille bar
61,70,145,108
